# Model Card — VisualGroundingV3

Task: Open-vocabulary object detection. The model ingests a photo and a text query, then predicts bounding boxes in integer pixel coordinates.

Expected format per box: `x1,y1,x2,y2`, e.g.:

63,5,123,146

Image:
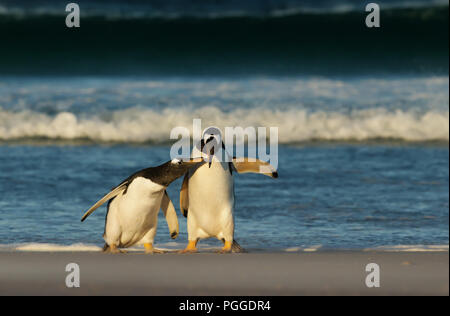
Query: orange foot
217,241,232,254
105,244,127,254
144,243,165,254
178,240,198,254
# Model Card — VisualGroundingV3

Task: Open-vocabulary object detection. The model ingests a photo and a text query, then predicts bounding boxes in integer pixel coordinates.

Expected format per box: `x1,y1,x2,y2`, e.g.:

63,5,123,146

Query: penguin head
201,127,222,168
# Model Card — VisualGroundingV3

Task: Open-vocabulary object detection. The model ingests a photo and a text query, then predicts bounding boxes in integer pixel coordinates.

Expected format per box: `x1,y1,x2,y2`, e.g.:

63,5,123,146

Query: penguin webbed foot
103,244,127,254
178,248,198,254
217,240,233,254
144,243,165,254
216,240,245,253
178,240,198,254
145,249,165,254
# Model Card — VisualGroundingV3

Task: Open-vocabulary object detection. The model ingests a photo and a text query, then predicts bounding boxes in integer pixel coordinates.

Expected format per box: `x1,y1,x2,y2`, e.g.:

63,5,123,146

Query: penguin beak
183,157,203,166
205,135,215,144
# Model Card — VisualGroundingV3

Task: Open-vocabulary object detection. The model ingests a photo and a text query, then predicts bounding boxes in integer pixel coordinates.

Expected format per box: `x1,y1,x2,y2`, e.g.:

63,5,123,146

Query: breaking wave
1,107,448,143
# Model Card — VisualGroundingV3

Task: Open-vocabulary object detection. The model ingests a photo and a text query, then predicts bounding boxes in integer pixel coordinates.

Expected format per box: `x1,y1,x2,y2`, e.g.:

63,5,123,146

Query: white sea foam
364,245,449,252
11,243,103,252
1,243,448,252
283,245,449,252
0,242,229,253
1,243,171,252
0,107,448,143
285,245,323,252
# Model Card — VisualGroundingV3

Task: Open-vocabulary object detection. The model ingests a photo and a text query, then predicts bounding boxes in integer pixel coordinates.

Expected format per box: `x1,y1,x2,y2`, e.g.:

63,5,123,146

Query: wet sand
0,251,448,295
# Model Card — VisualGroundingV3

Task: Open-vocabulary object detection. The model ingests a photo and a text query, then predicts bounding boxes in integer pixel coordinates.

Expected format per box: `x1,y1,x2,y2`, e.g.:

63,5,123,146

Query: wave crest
0,107,448,143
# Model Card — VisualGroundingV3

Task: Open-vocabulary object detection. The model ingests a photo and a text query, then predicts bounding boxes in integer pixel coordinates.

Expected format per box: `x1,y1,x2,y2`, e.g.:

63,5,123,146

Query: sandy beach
0,251,448,296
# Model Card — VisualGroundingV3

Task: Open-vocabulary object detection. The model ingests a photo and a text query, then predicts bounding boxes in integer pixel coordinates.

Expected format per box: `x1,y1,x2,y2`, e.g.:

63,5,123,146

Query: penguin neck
141,161,185,187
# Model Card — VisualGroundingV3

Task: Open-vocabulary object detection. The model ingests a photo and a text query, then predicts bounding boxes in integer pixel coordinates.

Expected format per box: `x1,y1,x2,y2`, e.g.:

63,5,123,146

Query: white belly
104,177,165,247
187,162,235,241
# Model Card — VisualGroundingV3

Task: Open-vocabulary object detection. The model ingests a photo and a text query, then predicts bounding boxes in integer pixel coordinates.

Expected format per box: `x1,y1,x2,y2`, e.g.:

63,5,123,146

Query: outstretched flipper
81,183,128,222
161,190,179,239
232,158,278,178
180,173,189,217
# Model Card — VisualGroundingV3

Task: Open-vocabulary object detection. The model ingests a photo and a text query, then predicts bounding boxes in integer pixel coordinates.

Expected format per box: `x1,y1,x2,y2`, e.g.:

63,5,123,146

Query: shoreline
0,251,448,295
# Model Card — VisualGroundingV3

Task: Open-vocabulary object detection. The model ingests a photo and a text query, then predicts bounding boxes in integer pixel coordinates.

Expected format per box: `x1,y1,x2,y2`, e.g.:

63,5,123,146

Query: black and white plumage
81,158,202,253
179,136,278,253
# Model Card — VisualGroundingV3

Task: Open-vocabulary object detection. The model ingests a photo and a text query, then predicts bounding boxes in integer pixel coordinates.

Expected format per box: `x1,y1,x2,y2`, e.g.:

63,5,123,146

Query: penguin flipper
180,173,189,217
232,158,278,178
161,191,179,239
81,183,127,222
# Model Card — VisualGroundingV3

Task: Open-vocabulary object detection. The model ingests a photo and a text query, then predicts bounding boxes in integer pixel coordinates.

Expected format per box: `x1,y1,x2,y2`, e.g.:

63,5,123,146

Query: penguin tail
231,240,246,253
102,243,110,252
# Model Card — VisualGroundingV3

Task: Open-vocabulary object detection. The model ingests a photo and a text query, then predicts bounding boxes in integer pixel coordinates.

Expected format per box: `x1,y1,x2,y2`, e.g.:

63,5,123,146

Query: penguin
179,132,278,253
81,158,203,254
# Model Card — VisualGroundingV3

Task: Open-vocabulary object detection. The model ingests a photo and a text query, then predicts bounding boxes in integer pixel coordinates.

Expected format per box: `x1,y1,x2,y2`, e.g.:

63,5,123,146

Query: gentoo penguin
81,158,202,254
179,133,278,253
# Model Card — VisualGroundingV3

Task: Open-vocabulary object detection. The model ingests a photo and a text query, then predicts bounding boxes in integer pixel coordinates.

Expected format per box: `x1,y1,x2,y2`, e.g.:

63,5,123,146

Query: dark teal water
0,2,448,75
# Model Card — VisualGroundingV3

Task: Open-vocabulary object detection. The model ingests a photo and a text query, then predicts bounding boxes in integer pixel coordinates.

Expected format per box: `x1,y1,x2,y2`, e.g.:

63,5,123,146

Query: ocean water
1,1,448,76
0,75,448,251
0,76,449,143
0,0,448,252
0,142,448,250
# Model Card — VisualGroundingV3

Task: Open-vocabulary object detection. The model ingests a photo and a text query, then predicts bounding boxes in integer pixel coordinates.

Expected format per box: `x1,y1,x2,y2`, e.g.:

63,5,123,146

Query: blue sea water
0,75,448,251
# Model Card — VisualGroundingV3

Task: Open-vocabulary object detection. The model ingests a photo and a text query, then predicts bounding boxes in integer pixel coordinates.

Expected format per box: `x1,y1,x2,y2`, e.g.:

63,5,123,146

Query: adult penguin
81,158,202,253
179,130,278,253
